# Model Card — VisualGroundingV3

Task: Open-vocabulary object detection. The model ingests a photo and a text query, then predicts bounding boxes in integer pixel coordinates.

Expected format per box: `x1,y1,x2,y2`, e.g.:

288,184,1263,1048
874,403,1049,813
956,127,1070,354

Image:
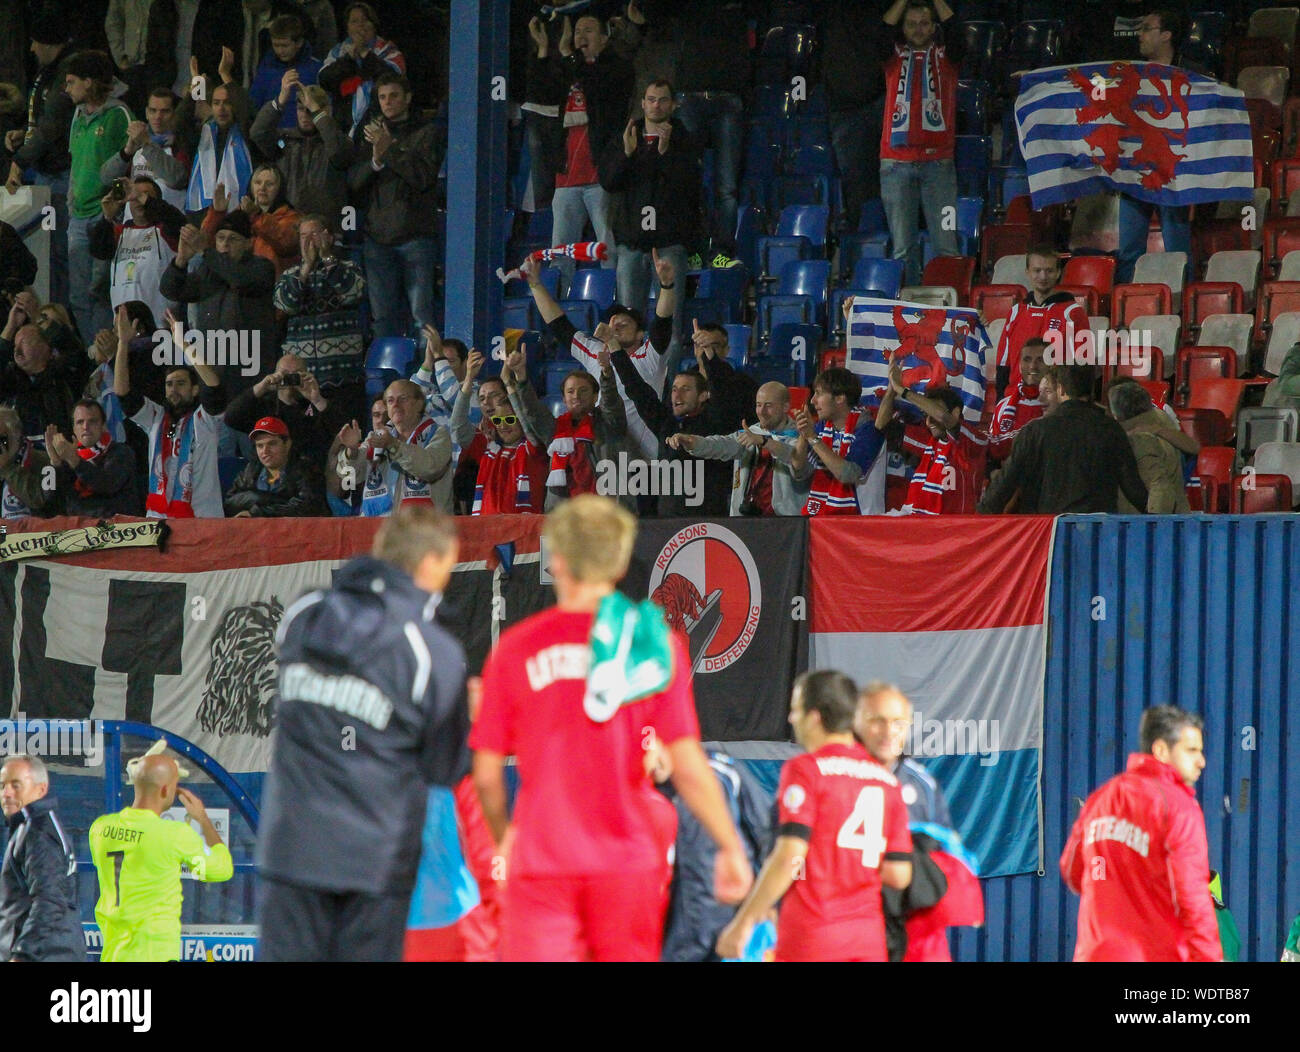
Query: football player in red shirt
470,495,753,961
716,670,913,962
1061,705,1221,961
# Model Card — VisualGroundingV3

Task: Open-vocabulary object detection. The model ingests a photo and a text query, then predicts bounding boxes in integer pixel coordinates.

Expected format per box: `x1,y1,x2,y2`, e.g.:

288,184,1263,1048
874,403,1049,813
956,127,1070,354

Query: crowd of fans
0,0,1290,525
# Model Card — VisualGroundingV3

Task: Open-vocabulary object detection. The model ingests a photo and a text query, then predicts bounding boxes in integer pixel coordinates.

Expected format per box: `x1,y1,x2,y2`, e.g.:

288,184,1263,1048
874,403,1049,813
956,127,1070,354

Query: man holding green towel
471,494,754,961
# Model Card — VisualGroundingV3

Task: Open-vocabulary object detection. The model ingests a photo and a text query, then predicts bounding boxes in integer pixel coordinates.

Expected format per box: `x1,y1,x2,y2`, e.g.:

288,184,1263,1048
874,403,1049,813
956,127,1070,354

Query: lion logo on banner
892,305,969,391
1068,63,1192,191
197,599,283,737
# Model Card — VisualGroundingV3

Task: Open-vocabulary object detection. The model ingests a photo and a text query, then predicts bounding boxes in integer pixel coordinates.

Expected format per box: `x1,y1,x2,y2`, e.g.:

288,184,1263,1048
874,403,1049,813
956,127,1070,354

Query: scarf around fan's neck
186,118,253,212
890,42,948,149
145,410,196,518
583,591,674,723
74,431,113,498
546,412,595,488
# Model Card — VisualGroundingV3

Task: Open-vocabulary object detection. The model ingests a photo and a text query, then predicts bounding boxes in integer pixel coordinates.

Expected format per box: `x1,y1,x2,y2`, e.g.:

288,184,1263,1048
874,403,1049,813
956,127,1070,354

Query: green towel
1284,913,1300,962
583,591,674,723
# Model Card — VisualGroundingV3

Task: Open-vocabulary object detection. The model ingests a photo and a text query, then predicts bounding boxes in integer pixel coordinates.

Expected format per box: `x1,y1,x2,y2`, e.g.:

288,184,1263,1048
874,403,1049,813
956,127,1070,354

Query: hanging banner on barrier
0,516,549,776
807,515,1055,878
621,518,809,742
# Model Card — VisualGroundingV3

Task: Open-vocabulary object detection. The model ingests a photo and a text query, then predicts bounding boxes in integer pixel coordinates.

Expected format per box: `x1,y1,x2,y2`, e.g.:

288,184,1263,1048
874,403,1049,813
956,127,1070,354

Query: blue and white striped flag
1014,61,1254,209
844,297,992,426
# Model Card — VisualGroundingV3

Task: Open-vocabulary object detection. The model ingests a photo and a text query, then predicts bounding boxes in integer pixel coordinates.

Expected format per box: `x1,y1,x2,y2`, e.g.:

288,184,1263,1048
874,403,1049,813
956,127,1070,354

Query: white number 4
836,786,886,867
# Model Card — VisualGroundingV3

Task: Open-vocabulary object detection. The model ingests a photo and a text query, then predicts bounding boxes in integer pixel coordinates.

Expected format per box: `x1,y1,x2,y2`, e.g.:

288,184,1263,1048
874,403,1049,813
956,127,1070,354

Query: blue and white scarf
185,120,254,212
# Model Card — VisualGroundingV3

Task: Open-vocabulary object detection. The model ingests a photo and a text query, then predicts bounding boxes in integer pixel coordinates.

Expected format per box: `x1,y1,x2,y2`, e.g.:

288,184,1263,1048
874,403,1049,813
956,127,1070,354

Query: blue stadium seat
838,233,890,283
957,79,990,135
502,296,534,332
756,23,818,86
955,21,1006,83
756,294,814,343
542,360,578,396
858,197,889,235
697,265,751,318
735,204,767,274
746,357,797,386
567,268,617,311
682,296,730,327
779,258,831,326
558,299,600,333
527,207,553,243
829,288,876,339
1003,21,1065,93
852,257,905,298
771,173,833,212
957,196,985,257
218,457,247,493
504,262,560,301
365,336,417,374
723,323,751,367
955,135,991,198
991,167,1031,215
765,321,822,385
754,84,796,121
756,204,829,283
1184,11,1228,77
787,142,835,176
787,117,832,152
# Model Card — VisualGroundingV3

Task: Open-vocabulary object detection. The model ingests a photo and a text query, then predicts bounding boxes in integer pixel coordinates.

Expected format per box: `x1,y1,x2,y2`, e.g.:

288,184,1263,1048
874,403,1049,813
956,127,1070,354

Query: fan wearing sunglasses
451,348,548,515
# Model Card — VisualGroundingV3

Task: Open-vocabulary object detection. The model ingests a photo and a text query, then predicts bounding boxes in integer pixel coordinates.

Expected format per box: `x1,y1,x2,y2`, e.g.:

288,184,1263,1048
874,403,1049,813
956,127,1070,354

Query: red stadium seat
1057,284,1100,315
787,385,810,413
1176,406,1231,448
1061,255,1116,301
979,223,1032,281
1111,283,1173,328
1174,346,1238,406
922,255,977,305
971,283,1026,323
1185,378,1249,440
1283,97,1300,158
1182,282,1246,338
1270,158,1300,213
1193,221,1252,269
1134,378,1171,408
1262,219,1300,275
819,346,846,371
1192,446,1236,512
1110,347,1165,383
1254,279,1300,346
1230,472,1293,512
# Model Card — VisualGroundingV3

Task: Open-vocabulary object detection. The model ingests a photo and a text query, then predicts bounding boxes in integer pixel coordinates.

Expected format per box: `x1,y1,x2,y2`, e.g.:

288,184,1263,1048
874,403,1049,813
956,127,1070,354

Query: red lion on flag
892,305,969,390
1067,63,1192,190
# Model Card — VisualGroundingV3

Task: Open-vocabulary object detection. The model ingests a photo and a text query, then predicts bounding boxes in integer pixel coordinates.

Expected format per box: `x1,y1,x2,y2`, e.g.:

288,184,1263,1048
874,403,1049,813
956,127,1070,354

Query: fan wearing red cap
222,415,326,516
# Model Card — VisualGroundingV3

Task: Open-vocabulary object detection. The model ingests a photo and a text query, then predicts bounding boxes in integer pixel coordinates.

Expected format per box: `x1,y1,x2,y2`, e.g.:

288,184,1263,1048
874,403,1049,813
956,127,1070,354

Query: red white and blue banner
807,516,1056,878
844,297,993,425
1014,62,1255,208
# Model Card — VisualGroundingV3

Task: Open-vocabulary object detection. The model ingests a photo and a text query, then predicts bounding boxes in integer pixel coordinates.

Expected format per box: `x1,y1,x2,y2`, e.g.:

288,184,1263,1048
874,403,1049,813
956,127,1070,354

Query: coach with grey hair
0,754,83,961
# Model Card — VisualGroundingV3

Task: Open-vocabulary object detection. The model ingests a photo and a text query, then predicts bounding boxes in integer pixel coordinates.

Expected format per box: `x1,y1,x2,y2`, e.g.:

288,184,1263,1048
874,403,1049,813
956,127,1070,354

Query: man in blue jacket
256,504,469,961
0,754,84,962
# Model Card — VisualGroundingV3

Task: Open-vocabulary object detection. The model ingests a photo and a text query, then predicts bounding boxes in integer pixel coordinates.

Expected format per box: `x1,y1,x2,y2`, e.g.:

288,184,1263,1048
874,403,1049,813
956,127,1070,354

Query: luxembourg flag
808,515,1055,877
844,297,993,426
1014,61,1254,209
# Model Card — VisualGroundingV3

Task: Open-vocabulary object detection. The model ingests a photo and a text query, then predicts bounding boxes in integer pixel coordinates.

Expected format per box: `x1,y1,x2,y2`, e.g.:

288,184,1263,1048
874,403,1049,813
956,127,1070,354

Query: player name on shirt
814,755,898,784
525,644,590,691
1084,815,1151,857
97,825,144,843
280,662,395,729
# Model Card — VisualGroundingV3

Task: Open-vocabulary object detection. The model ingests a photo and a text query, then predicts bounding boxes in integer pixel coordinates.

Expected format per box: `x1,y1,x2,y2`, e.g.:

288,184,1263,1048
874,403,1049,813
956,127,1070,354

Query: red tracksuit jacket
996,292,1090,390
1060,754,1222,962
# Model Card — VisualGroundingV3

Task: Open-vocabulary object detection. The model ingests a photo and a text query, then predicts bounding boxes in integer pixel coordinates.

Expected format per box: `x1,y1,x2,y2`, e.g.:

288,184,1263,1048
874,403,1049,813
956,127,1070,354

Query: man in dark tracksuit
256,505,469,962
0,755,84,962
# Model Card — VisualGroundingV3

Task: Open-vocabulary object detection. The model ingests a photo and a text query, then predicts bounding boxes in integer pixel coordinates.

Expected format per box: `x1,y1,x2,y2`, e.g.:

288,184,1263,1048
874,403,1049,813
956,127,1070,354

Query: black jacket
145,0,248,94
0,339,81,438
0,222,38,288
347,111,444,245
256,556,470,894
222,387,349,470
223,456,326,517
60,440,142,518
611,349,756,516
8,48,75,175
599,117,702,251
978,399,1149,514
527,46,635,180
0,796,83,962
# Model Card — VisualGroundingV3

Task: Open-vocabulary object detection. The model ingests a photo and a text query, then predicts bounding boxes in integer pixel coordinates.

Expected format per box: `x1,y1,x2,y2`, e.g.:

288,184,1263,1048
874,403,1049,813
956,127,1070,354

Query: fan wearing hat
159,211,277,398
224,414,326,517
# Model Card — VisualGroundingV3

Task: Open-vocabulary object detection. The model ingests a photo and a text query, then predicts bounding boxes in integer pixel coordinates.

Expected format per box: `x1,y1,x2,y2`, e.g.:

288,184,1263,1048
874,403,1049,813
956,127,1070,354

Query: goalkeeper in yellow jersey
89,751,233,961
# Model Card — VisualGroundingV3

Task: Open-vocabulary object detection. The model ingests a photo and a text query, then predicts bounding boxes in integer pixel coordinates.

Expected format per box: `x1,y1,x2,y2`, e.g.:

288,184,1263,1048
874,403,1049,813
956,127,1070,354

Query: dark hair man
258,505,468,961
1060,706,1221,961
716,669,912,961
46,398,141,517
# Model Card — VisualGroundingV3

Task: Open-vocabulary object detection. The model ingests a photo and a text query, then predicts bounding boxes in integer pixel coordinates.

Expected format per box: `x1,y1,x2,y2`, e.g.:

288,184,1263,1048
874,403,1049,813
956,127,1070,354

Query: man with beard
114,312,227,518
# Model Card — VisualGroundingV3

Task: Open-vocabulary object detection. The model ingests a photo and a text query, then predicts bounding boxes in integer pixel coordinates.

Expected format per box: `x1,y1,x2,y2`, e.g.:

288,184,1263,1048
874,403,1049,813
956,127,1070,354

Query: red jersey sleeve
644,632,701,746
995,303,1020,369
468,643,514,755
882,782,913,861
1164,802,1223,962
776,755,818,840
1059,807,1086,894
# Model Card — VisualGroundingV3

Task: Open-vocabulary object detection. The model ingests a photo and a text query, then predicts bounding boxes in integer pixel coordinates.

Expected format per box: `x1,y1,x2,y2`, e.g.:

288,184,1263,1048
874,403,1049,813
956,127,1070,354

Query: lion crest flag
1014,61,1254,208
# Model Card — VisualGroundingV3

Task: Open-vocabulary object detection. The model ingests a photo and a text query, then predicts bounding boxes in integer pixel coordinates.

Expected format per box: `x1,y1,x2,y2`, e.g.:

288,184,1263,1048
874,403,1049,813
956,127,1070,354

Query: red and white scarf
889,43,950,150
473,439,538,515
74,432,114,499
547,412,596,489
146,411,196,518
803,411,866,516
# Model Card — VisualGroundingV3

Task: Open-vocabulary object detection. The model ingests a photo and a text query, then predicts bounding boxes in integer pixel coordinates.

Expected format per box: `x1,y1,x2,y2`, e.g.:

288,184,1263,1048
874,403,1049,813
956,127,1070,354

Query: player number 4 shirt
775,742,912,961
